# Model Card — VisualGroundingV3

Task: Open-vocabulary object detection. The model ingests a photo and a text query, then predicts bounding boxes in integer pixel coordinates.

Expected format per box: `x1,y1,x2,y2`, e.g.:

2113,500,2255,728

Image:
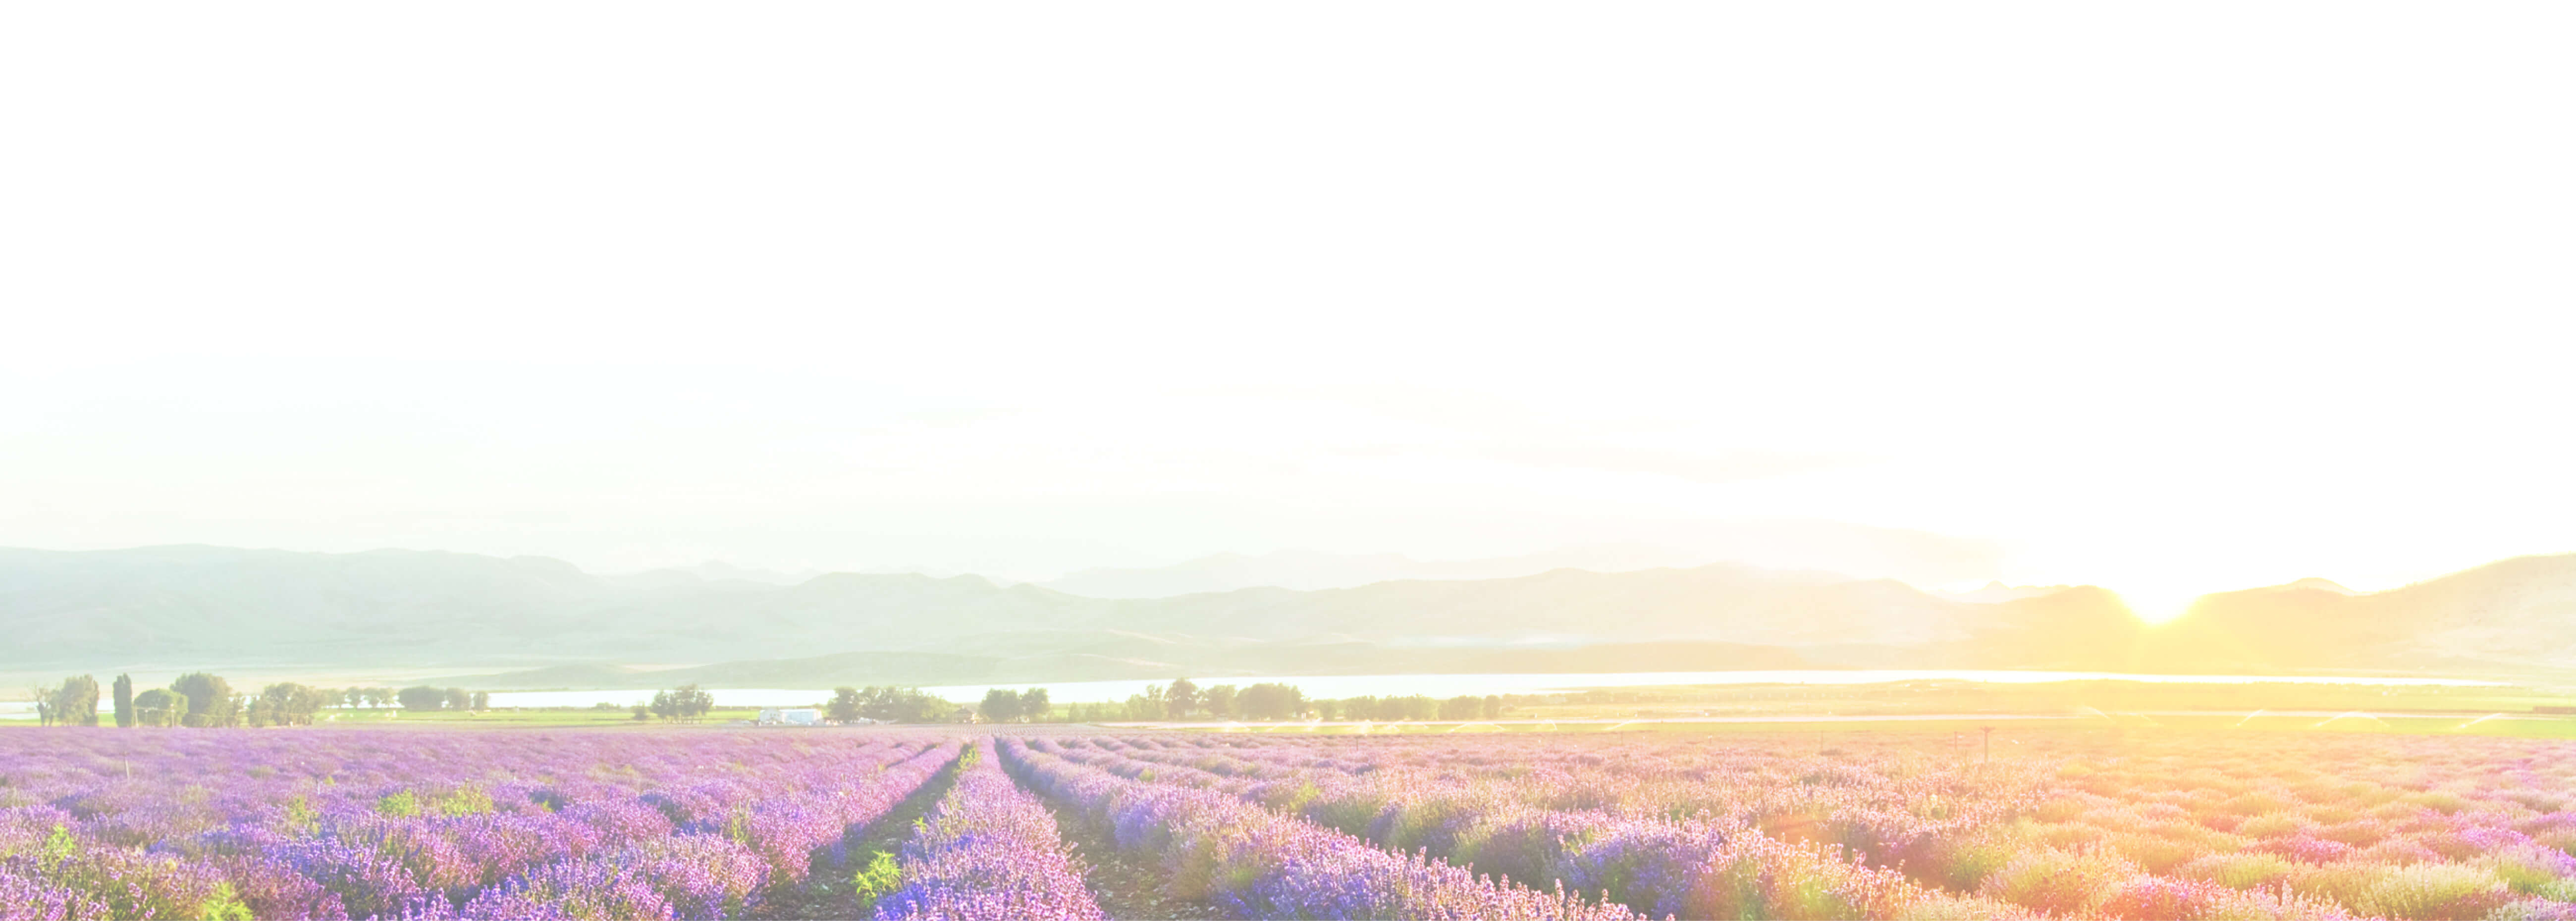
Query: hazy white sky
4,5,2571,614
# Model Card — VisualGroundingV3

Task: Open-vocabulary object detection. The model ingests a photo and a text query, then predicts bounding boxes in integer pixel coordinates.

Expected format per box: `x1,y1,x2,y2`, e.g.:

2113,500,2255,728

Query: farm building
756,708,822,726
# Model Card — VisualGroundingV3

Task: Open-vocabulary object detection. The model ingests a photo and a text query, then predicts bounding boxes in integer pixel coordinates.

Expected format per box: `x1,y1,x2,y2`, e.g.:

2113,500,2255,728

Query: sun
2116,590,2200,625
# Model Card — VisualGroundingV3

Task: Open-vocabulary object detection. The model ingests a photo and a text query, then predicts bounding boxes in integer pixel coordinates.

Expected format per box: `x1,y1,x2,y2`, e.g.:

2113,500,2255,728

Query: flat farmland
4,726,2575,919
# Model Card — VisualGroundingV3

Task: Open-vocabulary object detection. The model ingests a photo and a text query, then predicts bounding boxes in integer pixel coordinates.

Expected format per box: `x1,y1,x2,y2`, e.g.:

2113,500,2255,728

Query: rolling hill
7,545,2576,684
1034,546,1712,598
2140,558,2576,675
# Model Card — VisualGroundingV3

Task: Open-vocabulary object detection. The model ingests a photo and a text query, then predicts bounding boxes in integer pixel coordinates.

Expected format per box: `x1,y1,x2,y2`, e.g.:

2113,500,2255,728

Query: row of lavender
0,729,958,919
13,726,2574,920
1074,732,2057,867
996,735,1640,920
1050,732,2576,920
2016,733,2576,920
871,741,1105,921
1027,736,1972,920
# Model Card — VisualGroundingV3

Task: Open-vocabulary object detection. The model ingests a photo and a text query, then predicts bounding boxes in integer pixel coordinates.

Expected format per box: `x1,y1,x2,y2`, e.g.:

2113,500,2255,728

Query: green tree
256,683,329,726
1343,695,1426,721
1238,683,1306,721
1401,695,1438,721
1481,694,1504,719
1124,685,1166,721
1439,695,1482,720
1165,678,1200,718
247,694,279,727
471,691,490,710
134,688,189,727
171,673,235,727
647,686,715,721
300,685,331,721
1019,687,1051,722
855,686,954,723
826,687,865,723
396,686,446,712
979,688,1021,723
113,674,135,728
57,675,100,726
894,687,947,722
1202,684,1238,720
443,688,471,711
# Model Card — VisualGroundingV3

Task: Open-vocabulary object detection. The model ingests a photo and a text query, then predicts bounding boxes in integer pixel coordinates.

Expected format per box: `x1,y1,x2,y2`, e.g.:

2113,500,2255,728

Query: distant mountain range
1932,581,2076,605
602,561,824,589
1035,518,2014,598
6,544,2575,687
1033,546,1716,598
2155,561,2576,674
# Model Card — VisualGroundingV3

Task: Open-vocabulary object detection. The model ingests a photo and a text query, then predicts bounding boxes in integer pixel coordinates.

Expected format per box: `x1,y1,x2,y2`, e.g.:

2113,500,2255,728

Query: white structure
757,708,822,726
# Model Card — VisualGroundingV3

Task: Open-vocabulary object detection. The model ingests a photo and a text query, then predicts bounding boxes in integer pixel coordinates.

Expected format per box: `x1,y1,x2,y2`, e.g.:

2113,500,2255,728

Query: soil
1040,793,1205,920
749,751,965,921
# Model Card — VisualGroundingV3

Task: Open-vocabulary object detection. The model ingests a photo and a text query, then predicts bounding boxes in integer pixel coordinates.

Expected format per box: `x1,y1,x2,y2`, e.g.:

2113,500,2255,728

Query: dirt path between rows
750,749,966,921
1019,770,1208,920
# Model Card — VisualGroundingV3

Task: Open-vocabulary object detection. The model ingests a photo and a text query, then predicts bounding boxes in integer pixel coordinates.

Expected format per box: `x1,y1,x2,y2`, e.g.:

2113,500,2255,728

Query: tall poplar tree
113,674,135,727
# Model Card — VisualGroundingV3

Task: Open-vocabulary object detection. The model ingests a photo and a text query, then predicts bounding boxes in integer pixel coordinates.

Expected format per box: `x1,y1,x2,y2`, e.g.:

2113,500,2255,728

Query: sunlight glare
2117,590,2199,625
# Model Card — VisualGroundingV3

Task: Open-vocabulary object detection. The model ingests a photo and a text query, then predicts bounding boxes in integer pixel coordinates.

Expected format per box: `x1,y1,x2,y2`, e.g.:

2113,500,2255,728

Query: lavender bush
0,729,956,920
872,741,1105,921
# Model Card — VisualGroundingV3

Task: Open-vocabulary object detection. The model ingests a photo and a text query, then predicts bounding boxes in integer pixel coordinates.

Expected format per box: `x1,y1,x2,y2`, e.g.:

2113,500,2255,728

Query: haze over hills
2280,577,2361,596
2153,561,2576,674
1034,545,1714,598
1932,582,2075,605
601,561,825,589
6,545,2576,688
1037,519,2013,599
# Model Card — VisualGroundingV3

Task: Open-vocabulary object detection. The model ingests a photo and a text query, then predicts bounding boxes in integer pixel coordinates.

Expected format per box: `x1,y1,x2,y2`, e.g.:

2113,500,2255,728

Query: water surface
483,668,2501,710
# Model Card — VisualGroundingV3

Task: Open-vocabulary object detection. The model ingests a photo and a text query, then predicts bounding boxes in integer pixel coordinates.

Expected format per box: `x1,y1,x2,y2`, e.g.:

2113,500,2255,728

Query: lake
481,668,2502,710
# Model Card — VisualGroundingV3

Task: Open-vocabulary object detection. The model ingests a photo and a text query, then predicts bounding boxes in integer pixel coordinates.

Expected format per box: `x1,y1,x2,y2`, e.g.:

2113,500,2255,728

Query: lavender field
4,727,2575,920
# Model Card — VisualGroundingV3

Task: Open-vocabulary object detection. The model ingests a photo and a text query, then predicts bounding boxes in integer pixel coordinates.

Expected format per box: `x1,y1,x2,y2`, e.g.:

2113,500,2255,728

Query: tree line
26,673,1516,727
976,687,1051,723
393,686,492,712
26,673,494,728
1316,693,1506,722
643,685,715,721
1004,678,1510,723
823,686,964,723
1066,678,1507,722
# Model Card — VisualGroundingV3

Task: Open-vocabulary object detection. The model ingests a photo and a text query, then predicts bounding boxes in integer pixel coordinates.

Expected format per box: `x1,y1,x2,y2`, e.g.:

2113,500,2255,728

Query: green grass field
1167,711,2576,739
